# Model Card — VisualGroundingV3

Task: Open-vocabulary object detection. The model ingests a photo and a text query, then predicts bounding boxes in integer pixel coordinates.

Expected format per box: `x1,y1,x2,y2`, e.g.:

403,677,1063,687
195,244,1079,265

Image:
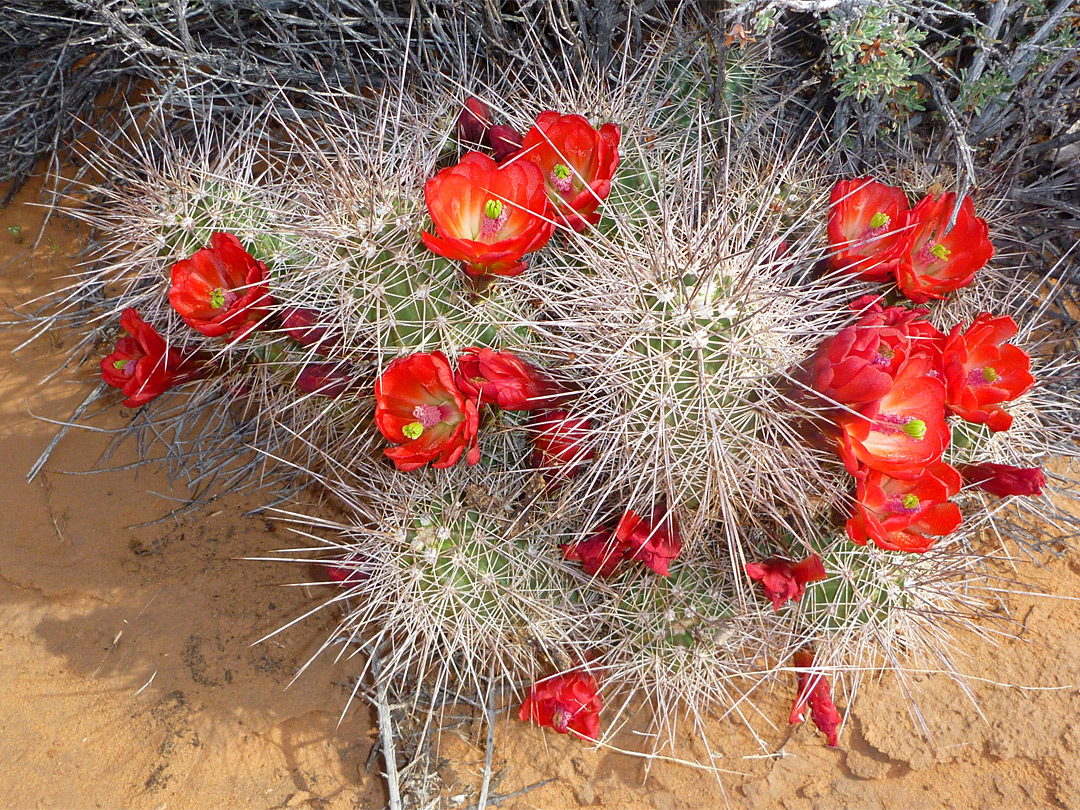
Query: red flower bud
745,554,826,611
100,308,207,407
529,409,593,486
614,506,683,577
957,463,1046,498
827,178,913,281
296,362,358,398
456,96,493,145
421,152,554,278
790,651,842,747
374,351,481,471
896,194,993,304
488,124,524,162
519,670,603,740
168,232,273,338
942,313,1034,432
846,461,962,553
455,347,567,411
282,307,339,355
519,112,621,231
562,528,628,578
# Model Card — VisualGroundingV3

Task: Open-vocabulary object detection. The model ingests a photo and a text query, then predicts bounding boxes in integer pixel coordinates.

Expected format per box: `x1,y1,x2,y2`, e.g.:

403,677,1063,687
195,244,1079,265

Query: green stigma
902,419,927,440
113,359,128,370
484,199,503,220
402,422,424,440
869,211,890,229
210,288,227,309
930,243,950,261
982,366,999,383
553,163,572,180
902,493,920,510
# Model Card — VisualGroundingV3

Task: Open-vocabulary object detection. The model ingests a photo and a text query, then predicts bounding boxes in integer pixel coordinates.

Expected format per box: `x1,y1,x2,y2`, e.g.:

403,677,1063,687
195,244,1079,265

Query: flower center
901,493,920,510
209,287,238,310
551,163,573,193
413,404,445,428
871,345,895,368
875,413,927,439
982,366,999,383
551,705,570,732
480,199,510,238
860,211,891,241
401,422,424,440
930,243,950,260
113,358,136,378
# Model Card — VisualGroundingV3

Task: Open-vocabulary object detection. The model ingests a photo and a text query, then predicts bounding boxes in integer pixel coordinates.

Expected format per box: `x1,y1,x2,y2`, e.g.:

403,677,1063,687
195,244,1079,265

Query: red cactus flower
422,152,554,278
846,461,962,553
745,554,826,612
957,462,1046,498
488,124,524,162
282,307,339,355
614,507,683,577
100,308,206,407
324,561,367,584
519,670,603,740
827,178,913,281
457,96,493,145
942,313,1034,432
834,356,950,479
562,528,628,578
895,194,994,304
790,651,842,747
518,112,621,231
296,362,358,398
529,409,594,485
168,231,272,338
374,351,481,471
455,347,568,410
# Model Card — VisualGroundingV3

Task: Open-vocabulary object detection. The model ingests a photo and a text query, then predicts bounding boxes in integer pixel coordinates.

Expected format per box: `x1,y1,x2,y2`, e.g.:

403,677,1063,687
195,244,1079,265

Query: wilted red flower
457,96,493,145
455,347,567,410
562,528,628,578
529,409,593,485
488,125,524,162
519,670,603,740
957,463,1046,498
422,152,554,278
296,362,358,398
614,507,683,577
168,231,272,338
519,112,621,231
846,461,962,553
374,351,481,471
790,650,842,747
834,356,950,479
100,308,206,407
745,554,826,612
282,307,339,355
324,561,367,584
942,313,1034,432
827,178,913,281
895,194,994,304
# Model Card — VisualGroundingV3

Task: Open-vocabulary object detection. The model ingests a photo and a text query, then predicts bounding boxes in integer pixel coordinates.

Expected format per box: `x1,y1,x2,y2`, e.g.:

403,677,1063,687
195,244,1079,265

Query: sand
2,177,1078,809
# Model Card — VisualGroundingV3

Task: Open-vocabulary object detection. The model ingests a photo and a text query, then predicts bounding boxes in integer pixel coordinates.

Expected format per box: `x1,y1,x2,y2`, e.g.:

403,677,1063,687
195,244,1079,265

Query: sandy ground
2,176,1079,809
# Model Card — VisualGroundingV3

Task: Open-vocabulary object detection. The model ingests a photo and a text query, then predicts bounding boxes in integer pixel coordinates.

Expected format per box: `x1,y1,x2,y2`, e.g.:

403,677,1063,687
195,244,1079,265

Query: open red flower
455,347,568,410
745,554,826,611
957,462,1046,498
296,362,358,398
614,507,683,577
942,313,1034,432
168,231,272,338
790,651,842,747
422,152,554,278
895,194,994,303
827,178,913,281
846,461,962,553
529,409,593,486
457,96,493,145
518,112,620,231
562,528,628,578
834,356,950,479
101,308,206,407
374,351,481,471
519,670,603,740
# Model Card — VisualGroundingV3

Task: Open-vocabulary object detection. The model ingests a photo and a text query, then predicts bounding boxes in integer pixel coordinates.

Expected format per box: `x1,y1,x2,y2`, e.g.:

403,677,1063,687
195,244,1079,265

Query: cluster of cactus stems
33,29,1080,761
